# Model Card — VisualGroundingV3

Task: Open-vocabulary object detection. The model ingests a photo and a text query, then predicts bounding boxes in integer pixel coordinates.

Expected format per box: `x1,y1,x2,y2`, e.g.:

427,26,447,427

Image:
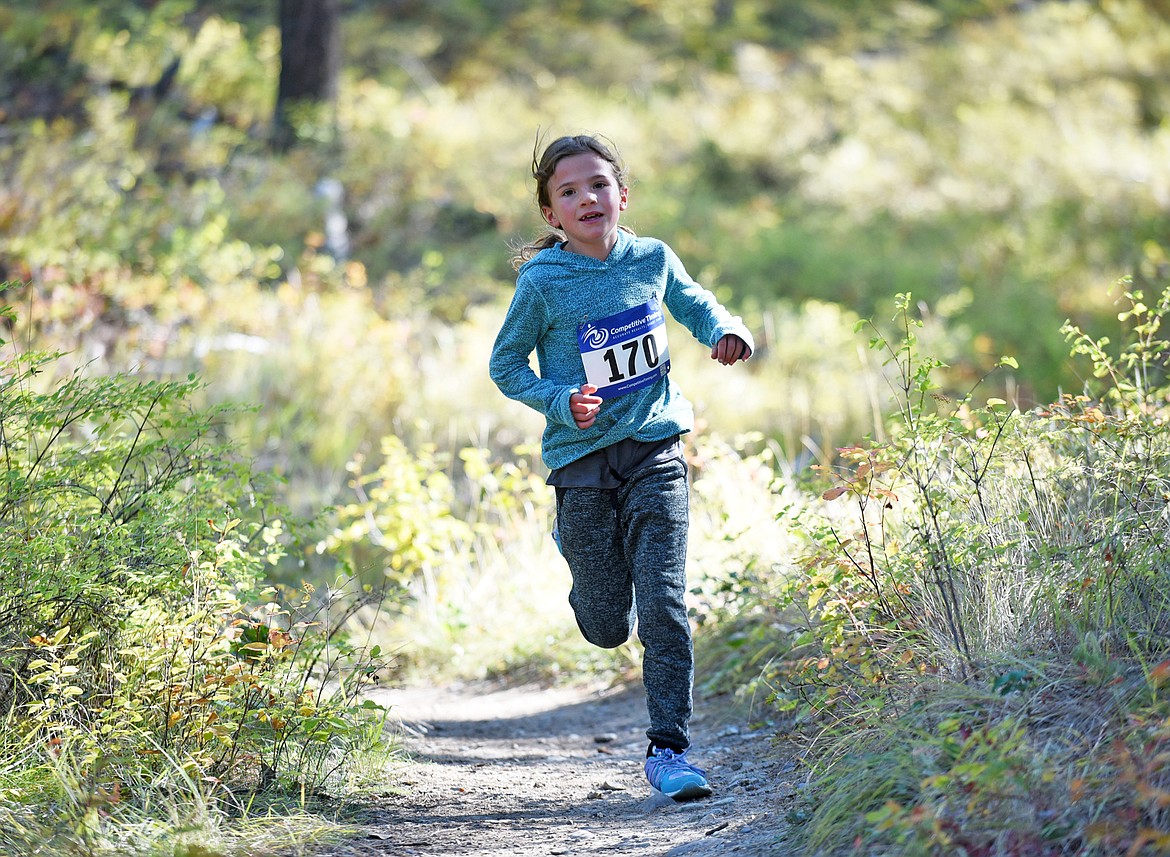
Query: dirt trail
327,680,802,856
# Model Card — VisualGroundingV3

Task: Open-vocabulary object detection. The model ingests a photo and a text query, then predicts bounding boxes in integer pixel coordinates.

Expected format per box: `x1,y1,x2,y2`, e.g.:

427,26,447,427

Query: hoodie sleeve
489,277,577,427
660,243,755,352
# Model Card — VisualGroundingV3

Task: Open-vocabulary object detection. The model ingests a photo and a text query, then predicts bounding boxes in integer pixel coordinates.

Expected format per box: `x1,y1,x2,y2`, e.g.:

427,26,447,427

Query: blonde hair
510,134,634,271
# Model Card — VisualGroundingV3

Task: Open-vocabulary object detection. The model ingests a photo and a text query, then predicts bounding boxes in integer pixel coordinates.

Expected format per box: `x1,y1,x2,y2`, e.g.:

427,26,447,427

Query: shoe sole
660,782,713,801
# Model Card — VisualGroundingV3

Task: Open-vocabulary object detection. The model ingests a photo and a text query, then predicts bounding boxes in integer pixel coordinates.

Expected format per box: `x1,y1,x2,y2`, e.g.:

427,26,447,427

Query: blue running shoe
644,746,713,801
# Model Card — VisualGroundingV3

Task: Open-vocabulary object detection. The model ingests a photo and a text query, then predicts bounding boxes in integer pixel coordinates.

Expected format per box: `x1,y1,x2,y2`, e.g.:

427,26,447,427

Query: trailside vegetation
0,312,390,853
709,264,1170,854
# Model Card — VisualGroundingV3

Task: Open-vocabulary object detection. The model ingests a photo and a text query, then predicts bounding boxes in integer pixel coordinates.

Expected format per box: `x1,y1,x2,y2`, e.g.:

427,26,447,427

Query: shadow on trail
381,681,648,744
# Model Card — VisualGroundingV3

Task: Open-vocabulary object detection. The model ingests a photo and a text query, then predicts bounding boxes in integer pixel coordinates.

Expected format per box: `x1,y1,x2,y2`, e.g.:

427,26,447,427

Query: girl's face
540,152,628,260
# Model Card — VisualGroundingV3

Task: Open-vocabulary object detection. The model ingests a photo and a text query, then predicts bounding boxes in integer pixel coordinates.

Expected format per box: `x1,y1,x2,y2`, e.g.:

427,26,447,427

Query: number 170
602,334,660,382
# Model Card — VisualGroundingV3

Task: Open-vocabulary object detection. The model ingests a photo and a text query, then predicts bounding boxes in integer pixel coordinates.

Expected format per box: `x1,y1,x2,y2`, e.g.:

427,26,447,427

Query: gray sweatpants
554,455,693,752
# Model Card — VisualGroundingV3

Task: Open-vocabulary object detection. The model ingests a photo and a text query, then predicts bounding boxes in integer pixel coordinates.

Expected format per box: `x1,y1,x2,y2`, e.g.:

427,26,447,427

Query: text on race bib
577,300,671,398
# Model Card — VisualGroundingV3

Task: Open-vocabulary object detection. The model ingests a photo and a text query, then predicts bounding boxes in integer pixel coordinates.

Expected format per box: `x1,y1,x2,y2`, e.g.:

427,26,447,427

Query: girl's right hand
570,384,603,430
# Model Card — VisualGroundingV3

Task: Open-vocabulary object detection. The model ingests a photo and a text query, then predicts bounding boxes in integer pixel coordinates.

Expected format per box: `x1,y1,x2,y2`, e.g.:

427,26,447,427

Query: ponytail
510,225,637,272
510,231,563,271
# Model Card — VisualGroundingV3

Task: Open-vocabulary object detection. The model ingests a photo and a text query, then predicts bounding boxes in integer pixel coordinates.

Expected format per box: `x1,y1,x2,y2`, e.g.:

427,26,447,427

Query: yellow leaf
268,631,292,649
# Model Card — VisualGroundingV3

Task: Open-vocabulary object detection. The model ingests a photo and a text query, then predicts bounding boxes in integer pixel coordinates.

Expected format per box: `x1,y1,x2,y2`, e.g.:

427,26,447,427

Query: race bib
577,300,671,398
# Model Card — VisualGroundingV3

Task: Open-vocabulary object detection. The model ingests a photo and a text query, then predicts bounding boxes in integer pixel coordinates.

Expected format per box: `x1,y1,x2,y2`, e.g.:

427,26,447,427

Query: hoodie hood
520,228,635,275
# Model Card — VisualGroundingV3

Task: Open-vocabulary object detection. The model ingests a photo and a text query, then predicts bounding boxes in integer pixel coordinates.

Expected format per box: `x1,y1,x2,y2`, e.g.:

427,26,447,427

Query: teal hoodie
489,230,754,470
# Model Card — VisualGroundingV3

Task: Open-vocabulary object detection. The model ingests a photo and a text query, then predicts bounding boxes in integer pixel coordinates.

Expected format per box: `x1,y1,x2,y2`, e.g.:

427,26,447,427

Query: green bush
773,265,1170,853
0,313,389,853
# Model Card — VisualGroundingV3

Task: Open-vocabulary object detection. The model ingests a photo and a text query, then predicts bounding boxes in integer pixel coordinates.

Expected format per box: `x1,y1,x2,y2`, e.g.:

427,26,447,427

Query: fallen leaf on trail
1149,660,1170,686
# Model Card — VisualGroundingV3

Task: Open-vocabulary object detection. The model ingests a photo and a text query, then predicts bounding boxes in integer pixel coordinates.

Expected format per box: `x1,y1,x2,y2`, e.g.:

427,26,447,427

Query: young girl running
489,134,753,801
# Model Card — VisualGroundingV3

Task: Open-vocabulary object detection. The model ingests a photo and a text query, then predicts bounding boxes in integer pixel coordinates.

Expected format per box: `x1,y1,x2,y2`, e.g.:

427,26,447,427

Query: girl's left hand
711,334,752,365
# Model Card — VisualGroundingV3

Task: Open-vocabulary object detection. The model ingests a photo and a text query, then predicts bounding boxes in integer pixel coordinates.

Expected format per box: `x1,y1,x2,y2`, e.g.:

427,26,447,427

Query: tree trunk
273,0,340,150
